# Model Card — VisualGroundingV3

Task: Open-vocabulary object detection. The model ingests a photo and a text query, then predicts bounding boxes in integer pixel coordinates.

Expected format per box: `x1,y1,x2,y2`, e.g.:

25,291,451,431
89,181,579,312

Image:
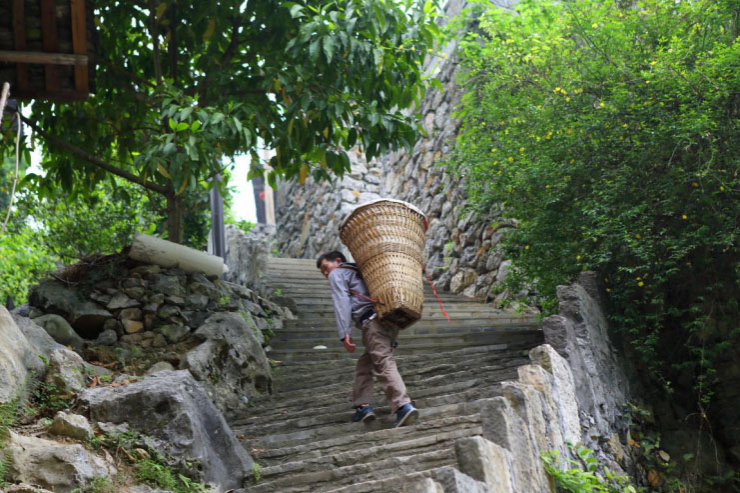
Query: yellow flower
566,97,571,102
720,186,725,191
592,22,598,29
599,102,605,108
554,87,561,93
519,147,525,153
508,157,514,162
638,281,644,287
622,123,628,128
491,148,498,153
682,215,688,220
576,255,581,260
525,245,530,250
560,88,566,95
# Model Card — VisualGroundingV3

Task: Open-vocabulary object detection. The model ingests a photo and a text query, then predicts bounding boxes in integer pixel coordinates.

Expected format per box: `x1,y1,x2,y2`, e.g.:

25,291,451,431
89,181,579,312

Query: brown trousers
352,317,411,413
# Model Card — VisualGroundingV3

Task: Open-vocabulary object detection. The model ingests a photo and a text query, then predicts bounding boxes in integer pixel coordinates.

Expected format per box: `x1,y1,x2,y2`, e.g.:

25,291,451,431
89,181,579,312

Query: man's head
316,251,347,278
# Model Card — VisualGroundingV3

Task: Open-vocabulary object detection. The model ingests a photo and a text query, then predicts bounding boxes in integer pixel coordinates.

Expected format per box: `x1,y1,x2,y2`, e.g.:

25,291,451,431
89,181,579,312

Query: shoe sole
352,413,376,423
394,408,419,428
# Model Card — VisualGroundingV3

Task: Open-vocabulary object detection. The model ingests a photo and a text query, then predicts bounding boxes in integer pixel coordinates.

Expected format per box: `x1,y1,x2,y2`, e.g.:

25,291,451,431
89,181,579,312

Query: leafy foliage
0,178,161,306
0,224,55,306
542,445,636,493
19,0,442,240
134,459,207,493
452,0,739,407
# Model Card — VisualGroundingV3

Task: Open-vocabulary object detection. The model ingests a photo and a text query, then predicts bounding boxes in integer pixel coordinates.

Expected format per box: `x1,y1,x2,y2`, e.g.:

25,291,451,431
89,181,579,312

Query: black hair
316,250,347,269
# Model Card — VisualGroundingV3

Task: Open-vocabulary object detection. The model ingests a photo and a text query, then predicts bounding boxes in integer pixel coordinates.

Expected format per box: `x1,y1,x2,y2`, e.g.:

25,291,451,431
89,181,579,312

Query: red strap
349,290,381,304
423,264,451,323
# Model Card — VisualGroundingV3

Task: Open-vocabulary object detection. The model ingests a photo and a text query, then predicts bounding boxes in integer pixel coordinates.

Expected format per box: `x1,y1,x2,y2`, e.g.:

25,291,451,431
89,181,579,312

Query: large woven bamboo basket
340,199,428,329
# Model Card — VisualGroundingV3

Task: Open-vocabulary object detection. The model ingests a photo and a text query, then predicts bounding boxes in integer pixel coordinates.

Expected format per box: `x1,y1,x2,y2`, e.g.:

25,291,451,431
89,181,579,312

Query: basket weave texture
340,200,427,329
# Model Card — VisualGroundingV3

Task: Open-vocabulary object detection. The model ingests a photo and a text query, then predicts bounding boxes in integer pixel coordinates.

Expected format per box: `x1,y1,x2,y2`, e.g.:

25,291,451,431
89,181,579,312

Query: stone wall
274,0,514,301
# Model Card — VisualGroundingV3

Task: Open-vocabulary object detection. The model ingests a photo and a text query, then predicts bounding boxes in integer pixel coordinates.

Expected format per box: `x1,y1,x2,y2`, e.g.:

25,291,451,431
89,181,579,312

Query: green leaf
323,36,335,64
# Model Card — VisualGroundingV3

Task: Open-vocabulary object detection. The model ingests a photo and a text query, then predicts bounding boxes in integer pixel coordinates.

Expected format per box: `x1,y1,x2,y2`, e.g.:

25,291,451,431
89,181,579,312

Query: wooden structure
0,0,96,101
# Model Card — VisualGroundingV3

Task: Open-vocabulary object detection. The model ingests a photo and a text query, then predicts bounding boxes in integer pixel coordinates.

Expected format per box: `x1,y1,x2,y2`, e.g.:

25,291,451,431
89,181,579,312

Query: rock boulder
2,431,115,493
180,312,272,418
78,370,252,491
0,307,46,403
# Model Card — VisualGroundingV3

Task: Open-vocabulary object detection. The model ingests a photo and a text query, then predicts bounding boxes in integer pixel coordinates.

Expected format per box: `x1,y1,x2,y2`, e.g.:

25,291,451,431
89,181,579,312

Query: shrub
452,0,739,408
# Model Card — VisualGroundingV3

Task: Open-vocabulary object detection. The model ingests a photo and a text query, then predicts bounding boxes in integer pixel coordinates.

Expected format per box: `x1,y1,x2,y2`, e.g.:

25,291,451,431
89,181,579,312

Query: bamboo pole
0,83,10,127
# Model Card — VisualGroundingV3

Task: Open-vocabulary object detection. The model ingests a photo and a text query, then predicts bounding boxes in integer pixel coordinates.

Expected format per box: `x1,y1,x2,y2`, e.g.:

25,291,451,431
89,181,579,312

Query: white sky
230,154,258,223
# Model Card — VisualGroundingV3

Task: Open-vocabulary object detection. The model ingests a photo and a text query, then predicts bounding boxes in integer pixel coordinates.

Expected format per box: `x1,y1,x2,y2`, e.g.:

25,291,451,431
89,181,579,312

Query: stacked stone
25,258,291,369
274,148,384,260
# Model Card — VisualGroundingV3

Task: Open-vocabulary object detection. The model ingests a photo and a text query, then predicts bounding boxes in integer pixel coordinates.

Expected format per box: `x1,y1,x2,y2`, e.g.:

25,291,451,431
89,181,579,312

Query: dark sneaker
351,405,376,423
393,403,419,428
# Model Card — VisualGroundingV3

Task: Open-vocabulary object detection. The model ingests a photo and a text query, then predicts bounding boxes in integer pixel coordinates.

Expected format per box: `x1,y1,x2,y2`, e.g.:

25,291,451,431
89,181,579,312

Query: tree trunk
166,192,183,244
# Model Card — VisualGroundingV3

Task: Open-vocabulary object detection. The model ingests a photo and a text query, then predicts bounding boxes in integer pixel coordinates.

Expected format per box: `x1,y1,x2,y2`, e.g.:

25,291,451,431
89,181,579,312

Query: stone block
455,436,514,493
49,411,94,441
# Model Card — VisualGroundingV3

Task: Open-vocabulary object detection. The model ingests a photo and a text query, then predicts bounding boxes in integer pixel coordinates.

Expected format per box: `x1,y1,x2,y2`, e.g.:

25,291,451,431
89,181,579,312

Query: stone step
287,298,481,310
236,393,499,452
234,364,515,431
280,317,540,339
252,355,525,407
322,466,489,493
261,350,527,395
246,447,457,493
262,343,531,375
238,383,505,448
252,427,479,487
289,309,529,321
267,334,542,361
271,330,540,352
268,285,469,299
251,414,482,467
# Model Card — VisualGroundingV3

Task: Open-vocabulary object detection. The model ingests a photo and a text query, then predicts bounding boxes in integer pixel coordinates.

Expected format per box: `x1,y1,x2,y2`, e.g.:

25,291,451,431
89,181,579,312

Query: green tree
453,0,739,409
0,179,161,306
17,0,441,242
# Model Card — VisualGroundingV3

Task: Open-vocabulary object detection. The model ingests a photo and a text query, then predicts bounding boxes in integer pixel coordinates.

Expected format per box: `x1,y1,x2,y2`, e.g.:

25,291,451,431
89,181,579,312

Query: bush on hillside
452,0,739,413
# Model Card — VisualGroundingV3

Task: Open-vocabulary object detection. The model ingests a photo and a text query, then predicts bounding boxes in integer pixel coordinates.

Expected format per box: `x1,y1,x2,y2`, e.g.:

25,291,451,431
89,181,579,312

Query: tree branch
193,5,244,101
149,0,163,86
18,113,168,195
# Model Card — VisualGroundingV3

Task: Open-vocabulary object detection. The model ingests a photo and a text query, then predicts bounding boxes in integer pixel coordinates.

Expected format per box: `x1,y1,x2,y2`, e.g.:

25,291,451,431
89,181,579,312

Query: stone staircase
231,257,546,492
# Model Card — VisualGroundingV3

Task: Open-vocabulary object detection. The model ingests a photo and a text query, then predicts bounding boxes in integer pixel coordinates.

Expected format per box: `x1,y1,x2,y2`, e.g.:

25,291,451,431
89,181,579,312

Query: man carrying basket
317,250,419,428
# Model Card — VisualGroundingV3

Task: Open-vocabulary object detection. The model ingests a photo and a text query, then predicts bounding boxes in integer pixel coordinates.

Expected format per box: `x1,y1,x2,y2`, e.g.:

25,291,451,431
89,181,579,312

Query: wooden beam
0,51,88,66
12,0,28,91
12,88,89,102
70,0,89,93
41,0,61,94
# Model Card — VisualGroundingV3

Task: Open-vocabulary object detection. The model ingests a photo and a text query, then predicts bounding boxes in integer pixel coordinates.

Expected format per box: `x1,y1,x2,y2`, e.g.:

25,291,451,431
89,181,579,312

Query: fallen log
128,233,228,277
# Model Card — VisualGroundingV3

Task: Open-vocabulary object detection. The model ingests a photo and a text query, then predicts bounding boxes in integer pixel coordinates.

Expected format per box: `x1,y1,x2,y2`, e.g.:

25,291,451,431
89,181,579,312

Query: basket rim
339,198,429,232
